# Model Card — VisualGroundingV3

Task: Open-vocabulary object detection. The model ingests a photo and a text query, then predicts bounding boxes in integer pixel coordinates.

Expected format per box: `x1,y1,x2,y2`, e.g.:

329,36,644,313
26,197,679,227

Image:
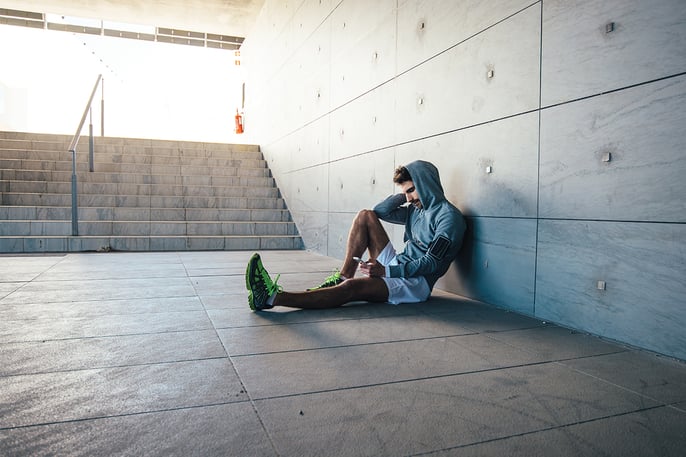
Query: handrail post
71,148,78,236
89,107,94,172
101,78,105,137
68,74,102,238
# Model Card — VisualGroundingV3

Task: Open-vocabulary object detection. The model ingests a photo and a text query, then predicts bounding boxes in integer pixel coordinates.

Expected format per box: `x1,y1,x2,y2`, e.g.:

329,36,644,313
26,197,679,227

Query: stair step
0,235,303,253
2,193,286,209
0,171,274,186
0,159,268,175
0,144,262,159
0,167,271,182
0,220,298,236
0,180,280,198
0,206,292,222
0,135,260,154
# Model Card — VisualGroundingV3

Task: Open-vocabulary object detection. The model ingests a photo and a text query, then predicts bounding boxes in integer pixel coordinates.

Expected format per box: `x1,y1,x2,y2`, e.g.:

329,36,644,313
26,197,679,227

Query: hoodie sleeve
373,193,408,225
386,207,465,280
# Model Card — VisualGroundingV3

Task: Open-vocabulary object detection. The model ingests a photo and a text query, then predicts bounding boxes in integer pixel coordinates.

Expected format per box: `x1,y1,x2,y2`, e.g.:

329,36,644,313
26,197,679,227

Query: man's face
400,180,422,209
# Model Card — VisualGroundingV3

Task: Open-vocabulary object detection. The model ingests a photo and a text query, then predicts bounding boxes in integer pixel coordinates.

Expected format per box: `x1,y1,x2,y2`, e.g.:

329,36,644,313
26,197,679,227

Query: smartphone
353,256,367,264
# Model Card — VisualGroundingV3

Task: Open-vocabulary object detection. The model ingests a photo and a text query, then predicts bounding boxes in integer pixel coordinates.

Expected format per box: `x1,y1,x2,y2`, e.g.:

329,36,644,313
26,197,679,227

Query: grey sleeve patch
428,235,451,260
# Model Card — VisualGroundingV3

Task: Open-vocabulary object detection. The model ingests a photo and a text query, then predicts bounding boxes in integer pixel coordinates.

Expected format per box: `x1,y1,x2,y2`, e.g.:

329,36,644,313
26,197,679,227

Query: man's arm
386,211,466,279
373,193,408,225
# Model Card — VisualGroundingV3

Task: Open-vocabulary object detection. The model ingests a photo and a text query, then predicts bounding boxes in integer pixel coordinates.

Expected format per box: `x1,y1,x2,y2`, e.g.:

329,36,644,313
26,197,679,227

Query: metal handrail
68,74,103,236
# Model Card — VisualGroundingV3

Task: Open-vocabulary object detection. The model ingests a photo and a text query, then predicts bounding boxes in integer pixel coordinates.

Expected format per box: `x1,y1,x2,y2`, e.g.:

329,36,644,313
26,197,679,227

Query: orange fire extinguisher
235,109,244,134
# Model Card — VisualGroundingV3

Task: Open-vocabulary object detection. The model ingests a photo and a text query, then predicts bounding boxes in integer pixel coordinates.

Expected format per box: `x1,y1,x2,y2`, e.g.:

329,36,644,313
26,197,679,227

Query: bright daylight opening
0,17,246,143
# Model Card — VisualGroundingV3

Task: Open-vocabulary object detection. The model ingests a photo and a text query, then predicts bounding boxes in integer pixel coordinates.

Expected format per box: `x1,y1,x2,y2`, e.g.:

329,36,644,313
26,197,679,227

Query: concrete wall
242,0,686,360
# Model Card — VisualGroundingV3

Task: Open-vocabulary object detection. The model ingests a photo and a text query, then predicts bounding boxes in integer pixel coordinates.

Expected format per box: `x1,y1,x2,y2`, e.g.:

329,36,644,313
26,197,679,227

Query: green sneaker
307,269,344,291
245,253,282,311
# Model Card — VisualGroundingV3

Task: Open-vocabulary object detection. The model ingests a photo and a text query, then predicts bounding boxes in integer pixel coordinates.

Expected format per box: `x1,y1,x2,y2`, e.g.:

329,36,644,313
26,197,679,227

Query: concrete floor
1,250,685,456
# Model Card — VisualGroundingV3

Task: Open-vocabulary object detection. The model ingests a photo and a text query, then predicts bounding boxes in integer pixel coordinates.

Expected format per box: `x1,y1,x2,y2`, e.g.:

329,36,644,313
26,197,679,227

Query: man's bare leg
273,277,388,309
247,210,392,310
339,209,391,279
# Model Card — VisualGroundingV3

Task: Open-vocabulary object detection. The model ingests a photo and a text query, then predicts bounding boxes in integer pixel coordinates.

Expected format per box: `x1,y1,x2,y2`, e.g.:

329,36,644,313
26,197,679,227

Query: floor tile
433,405,686,457
0,296,204,320
420,296,545,332
0,310,214,343
35,265,188,281
218,313,474,355
561,350,686,404
0,256,65,282
0,358,246,428
0,403,277,457
672,401,686,412
199,293,246,309
0,282,23,300
254,362,659,457
1,278,197,303
207,302,421,329
0,329,225,376
233,333,544,398
486,325,627,360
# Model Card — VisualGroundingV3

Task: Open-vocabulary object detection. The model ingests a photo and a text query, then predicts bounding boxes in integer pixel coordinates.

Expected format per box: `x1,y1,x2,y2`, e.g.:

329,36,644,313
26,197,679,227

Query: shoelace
263,271,282,295
322,270,341,286
306,269,342,291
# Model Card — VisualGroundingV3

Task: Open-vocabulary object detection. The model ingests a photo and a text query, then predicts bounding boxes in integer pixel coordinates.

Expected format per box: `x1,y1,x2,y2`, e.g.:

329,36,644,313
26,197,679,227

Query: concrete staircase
0,131,302,253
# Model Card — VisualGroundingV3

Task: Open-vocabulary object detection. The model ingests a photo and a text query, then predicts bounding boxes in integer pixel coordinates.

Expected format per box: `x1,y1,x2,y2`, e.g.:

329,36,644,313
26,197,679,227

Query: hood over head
405,160,445,209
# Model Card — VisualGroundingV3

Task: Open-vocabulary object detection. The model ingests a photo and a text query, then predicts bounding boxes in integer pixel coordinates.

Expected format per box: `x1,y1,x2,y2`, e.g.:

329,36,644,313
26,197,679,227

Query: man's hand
359,259,385,277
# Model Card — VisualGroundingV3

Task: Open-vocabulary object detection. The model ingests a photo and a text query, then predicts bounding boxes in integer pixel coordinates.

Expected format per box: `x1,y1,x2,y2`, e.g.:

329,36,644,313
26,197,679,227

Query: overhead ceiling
0,0,265,38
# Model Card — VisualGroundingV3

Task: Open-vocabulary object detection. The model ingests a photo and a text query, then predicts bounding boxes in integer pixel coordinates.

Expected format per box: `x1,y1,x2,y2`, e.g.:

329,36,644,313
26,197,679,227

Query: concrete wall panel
292,210,329,253
329,0,397,107
540,75,686,222
541,0,686,106
329,81,396,161
396,112,539,218
536,220,686,361
328,151,396,213
287,163,330,212
292,116,330,170
394,4,541,144
251,73,293,145
396,0,536,74
386,223,407,258
436,217,537,315
292,20,332,126
327,210,406,260
279,60,308,136
327,211,355,259
243,2,296,109
262,137,295,196
291,0,336,50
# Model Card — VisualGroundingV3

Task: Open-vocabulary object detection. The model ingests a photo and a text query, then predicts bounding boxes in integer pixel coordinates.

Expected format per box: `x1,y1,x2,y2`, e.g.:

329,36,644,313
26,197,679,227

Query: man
245,160,466,310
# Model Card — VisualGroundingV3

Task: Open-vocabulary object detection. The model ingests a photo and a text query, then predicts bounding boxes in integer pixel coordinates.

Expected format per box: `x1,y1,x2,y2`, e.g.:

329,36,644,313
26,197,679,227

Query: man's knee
339,277,388,302
355,209,379,226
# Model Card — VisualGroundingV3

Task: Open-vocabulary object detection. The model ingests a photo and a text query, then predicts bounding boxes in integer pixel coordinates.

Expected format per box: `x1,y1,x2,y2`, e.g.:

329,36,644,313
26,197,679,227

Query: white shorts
377,242,431,305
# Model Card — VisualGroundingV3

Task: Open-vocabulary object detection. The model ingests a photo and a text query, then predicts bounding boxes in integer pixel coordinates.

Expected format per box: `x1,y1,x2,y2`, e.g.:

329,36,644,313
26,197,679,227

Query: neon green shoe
245,253,282,311
307,269,344,291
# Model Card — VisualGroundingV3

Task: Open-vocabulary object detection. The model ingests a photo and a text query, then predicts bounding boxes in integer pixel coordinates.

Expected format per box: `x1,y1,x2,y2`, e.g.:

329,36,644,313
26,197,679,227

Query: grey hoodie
373,160,466,289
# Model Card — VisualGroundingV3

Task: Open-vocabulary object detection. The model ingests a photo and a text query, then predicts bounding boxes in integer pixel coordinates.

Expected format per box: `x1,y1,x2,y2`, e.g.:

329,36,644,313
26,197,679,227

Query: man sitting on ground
245,160,466,310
